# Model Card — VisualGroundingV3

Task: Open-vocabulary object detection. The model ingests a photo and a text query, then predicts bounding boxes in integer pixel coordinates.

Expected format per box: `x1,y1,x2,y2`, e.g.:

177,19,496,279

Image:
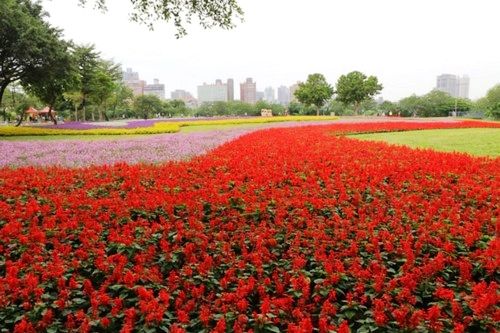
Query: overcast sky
41,0,500,101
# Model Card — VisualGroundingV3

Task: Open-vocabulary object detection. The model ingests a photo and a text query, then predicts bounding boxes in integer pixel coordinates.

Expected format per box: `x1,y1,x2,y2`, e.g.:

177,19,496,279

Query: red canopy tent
39,107,57,114
23,106,57,122
25,107,39,115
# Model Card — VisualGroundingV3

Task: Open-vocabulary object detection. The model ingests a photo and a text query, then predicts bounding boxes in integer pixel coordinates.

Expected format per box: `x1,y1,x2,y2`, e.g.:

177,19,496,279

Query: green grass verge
351,128,500,157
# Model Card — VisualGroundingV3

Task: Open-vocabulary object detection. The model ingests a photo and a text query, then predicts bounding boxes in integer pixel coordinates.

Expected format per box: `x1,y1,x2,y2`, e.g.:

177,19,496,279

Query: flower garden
0,120,499,332
0,116,337,136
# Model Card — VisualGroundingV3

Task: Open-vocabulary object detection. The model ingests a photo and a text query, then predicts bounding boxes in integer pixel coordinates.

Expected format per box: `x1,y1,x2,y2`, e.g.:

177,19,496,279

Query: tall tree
107,83,133,119
79,0,244,38
0,0,67,120
335,71,383,115
64,90,84,121
21,40,77,125
73,44,100,121
294,73,334,116
88,59,121,121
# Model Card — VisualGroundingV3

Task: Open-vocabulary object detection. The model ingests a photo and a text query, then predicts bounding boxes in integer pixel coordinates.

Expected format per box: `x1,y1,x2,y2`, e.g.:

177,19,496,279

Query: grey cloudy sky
41,0,500,101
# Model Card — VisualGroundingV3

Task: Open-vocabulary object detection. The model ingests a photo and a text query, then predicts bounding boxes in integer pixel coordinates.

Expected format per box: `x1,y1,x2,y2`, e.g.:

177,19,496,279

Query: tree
21,39,77,125
398,95,427,117
423,90,470,117
294,73,334,116
164,99,188,117
287,102,304,115
79,0,244,38
0,0,69,120
73,44,100,121
88,59,121,121
133,94,164,119
64,90,84,121
107,83,134,119
378,100,397,116
484,84,500,119
335,71,383,115
325,99,348,116
254,100,285,116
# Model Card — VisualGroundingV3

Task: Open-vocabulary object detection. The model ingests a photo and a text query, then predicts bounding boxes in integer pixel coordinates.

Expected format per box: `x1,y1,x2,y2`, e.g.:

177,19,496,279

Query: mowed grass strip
351,128,500,157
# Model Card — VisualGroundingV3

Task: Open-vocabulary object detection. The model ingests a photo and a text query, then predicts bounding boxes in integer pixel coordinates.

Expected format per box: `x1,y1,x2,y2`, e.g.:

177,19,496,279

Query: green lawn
352,128,500,157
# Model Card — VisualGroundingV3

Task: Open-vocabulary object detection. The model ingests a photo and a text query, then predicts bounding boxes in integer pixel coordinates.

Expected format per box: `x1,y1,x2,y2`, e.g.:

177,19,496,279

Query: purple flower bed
36,117,251,130
0,129,248,168
1,121,340,168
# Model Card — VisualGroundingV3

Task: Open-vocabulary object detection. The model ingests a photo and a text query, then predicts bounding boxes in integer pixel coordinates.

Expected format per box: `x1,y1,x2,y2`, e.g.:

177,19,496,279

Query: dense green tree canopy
0,0,68,115
88,59,122,121
484,84,500,119
397,91,471,117
133,94,164,119
21,40,76,125
335,71,383,115
398,95,425,117
79,0,244,37
294,73,334,116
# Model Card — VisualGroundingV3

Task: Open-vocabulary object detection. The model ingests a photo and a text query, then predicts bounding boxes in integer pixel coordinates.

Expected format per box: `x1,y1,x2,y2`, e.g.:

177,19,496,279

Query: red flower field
0,121,499,332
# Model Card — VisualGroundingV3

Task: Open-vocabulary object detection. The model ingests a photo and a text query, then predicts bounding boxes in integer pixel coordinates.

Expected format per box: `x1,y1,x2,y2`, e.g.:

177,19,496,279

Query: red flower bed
0,121,499,332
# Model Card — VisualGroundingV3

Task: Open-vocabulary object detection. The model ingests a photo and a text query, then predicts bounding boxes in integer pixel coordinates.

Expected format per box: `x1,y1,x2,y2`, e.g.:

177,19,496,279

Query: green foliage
133,94,164,119
88,59,121,121
22,39,77,124
287,102,303,115
294,73,334,116
484,84,500,119
164,99,188,117
335,71,383,115
0,0,69,117
377,100,398,116
359,99,378,115
423,90,470,117
72,44,100,121
79,0,244,38
397,95,424,117
193,101,286,117
397,91,471,117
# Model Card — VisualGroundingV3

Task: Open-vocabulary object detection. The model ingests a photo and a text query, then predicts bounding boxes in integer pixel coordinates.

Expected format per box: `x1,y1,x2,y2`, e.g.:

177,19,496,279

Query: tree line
293,72,499,119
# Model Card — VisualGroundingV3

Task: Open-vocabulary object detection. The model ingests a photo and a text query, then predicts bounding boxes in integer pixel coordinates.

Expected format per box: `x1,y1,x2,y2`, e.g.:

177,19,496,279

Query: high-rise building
264,87,275,103
277,86,290,105
289,82,300,102
256,91,264,102
123,67,139,81
144,79,165,100
123,67,145,96
240,78,257,104
171,89,197,108
227,79,234,101
197,79,228,103
458,75,470,99
436,74,469,98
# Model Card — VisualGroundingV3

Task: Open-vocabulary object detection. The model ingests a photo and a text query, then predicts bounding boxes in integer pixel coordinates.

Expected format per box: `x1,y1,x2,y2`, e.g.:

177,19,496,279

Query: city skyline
126,67,476,106
42,0,500,101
